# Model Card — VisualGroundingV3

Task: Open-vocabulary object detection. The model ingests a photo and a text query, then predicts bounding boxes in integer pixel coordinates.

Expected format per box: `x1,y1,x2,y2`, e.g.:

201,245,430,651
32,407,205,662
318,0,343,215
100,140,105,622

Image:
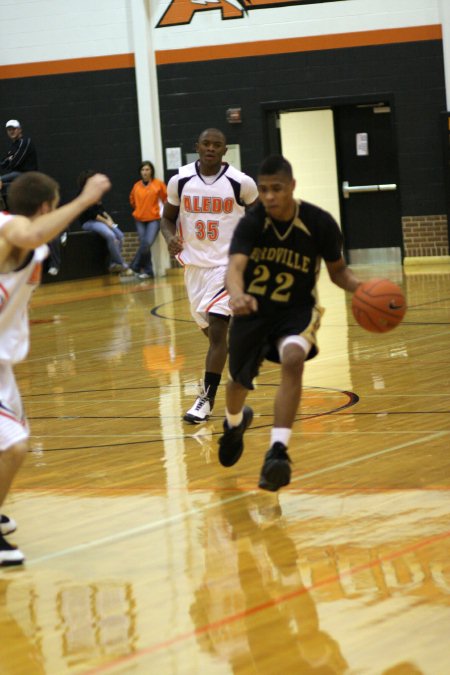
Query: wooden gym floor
1,262,449,675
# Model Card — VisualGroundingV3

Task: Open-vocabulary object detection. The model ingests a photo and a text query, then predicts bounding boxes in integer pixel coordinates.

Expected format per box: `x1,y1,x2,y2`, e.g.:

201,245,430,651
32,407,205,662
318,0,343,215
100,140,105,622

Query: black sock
204,372,221,401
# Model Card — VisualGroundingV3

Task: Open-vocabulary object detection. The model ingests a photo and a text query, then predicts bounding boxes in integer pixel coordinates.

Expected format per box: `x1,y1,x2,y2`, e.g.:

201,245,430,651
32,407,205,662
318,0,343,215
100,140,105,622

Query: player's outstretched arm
326,257,361,293
4,174,111,250
226,253,258,315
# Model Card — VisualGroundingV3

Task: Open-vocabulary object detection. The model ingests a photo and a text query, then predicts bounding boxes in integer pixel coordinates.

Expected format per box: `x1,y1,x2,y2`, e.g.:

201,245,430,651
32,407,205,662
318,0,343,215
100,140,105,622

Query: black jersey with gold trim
229,200,343,312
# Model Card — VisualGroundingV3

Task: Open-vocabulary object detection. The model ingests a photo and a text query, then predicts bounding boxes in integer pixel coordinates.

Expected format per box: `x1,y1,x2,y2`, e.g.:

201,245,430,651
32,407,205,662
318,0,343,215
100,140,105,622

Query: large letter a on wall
157,0,249,27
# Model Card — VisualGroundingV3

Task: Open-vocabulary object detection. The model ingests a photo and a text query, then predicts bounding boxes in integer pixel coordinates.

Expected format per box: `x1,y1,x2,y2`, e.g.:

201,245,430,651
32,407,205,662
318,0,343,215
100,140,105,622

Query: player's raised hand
81,173,111,205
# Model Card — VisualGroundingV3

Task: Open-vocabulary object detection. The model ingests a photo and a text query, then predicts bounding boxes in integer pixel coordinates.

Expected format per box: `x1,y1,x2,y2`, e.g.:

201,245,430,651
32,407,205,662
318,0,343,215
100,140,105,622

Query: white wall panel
0,0,132,65
0,0,442,66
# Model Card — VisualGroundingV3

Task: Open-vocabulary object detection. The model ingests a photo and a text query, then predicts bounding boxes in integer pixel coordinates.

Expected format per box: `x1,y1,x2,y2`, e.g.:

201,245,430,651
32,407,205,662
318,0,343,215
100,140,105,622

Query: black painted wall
0,38,447,230
0,68,141,231
157,39,448,217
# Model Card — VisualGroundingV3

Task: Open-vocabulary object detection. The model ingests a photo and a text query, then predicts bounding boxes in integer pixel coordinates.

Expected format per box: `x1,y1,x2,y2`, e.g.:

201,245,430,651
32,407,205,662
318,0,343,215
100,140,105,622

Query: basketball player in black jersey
218,155,361,491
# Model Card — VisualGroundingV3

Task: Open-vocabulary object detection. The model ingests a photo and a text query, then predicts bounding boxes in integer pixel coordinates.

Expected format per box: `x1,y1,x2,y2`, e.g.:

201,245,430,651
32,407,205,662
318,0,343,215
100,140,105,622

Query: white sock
226,409,244,428
271,428,291,447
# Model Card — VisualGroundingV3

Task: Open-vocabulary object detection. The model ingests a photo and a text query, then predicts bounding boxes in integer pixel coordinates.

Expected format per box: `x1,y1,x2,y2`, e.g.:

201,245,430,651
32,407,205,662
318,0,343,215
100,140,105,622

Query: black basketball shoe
0,533,25,566
0,514,17,536
218,406,254,467
258,442,292,492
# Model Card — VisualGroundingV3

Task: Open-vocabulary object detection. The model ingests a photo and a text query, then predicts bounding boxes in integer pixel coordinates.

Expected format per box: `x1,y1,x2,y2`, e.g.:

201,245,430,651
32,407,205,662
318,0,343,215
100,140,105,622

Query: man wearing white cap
0,120,38,205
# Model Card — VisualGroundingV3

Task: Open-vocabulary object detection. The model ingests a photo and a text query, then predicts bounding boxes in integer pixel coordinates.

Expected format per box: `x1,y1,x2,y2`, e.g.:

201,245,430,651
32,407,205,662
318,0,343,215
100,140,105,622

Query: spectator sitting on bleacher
77,169,133,276
0,120,38,208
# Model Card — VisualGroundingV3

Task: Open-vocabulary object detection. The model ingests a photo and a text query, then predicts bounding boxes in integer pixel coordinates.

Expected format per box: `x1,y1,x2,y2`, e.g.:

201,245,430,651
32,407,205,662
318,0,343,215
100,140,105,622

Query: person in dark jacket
77,169,133,275
0,120,38,206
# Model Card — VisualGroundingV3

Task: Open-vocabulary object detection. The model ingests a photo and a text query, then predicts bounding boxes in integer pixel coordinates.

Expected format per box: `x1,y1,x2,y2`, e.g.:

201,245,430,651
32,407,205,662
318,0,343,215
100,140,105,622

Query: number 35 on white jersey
167,161,257,268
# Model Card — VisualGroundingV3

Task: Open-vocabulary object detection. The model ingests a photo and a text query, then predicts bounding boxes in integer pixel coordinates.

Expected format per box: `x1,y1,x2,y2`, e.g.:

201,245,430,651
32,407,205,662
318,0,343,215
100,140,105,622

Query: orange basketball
352,278,406,333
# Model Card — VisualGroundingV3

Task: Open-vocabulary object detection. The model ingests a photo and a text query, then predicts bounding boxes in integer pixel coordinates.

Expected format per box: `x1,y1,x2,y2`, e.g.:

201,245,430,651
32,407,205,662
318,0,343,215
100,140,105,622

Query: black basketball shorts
228,305,323,389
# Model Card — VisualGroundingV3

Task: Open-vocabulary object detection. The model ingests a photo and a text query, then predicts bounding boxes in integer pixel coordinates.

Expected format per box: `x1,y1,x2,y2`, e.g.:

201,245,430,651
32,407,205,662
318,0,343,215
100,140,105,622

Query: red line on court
31,283,158,308
81,528,450,674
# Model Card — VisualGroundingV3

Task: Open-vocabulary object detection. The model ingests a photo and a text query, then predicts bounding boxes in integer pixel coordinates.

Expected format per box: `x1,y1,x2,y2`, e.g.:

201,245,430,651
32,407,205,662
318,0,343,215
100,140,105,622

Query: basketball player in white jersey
161,128,258,424
0,170,111,565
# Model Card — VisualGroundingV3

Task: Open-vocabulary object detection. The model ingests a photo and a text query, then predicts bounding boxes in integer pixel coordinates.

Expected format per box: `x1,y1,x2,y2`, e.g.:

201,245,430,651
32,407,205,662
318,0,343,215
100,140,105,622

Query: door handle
342,181,397,199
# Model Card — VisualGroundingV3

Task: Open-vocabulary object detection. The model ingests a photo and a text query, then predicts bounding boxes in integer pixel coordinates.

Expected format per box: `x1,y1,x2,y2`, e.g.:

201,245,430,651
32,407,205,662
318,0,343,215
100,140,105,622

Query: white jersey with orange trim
167,161,258,267
0,212,48,364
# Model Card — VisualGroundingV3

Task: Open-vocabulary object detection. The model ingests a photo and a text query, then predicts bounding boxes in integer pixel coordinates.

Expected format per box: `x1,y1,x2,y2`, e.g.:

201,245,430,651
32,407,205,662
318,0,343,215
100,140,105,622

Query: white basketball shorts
0,362,29,451
184,265,231,329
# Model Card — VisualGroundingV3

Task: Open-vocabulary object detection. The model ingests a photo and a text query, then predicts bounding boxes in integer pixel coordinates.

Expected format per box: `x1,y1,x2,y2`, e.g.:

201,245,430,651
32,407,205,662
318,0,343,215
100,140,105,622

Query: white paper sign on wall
356,132,369,156
166,147,182,169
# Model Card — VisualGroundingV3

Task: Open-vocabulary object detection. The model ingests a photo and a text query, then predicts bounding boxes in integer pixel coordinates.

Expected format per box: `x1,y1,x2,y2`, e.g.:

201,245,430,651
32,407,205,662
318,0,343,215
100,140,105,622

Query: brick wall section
122,232,181,268
402,215,449,257
122,232,138,263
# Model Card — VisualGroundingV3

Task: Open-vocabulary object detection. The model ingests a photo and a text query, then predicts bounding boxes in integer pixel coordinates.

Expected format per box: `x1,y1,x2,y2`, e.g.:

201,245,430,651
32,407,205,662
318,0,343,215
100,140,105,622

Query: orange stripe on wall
0,53,135,80
0,25,441,78
155,24,442,65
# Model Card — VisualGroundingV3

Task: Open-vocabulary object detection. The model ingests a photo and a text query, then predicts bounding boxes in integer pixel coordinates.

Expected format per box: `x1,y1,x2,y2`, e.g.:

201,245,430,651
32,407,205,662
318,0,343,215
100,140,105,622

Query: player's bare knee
281,343,306,372
209,330,227,349
208,318,228,347
227,378,248,396
3,440,28,465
